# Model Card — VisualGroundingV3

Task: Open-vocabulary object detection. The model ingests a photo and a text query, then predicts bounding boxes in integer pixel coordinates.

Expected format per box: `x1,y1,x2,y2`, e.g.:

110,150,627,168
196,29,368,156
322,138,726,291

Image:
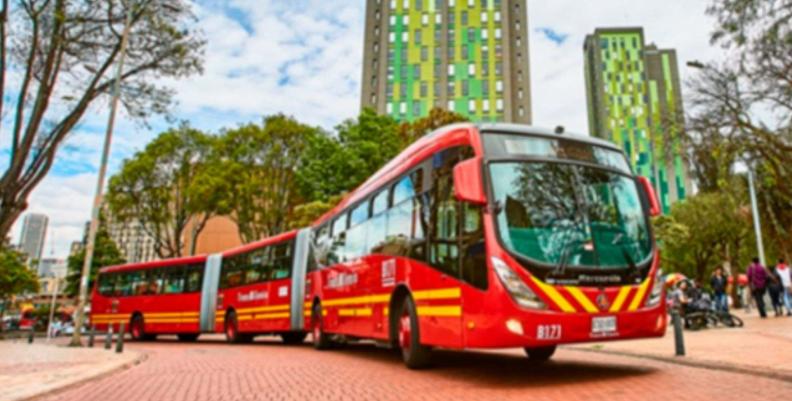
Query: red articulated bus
92,123,665,369
303,123,666,368
91,230,312,343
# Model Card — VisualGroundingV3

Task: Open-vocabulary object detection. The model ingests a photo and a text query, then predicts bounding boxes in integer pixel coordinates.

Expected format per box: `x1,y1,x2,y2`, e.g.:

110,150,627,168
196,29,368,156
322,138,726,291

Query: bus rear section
303,123,666,368
213,229,311,344
91,255,208,341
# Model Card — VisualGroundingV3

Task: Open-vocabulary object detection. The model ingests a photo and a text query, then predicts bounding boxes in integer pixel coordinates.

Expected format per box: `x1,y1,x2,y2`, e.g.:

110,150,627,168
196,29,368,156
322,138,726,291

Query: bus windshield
489,161,652,271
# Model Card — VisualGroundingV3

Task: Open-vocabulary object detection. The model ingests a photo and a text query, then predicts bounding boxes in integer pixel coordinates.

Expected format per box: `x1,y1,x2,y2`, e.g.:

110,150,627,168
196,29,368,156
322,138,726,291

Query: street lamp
69,4,134,347
686,60,766,267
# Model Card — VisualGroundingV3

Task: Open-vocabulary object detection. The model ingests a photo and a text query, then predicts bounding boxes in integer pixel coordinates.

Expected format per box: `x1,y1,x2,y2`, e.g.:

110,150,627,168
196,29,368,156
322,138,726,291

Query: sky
8,0,726,259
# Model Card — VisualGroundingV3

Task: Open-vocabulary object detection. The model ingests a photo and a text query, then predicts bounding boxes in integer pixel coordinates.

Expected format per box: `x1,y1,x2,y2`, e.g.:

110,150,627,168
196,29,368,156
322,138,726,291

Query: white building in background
105,215,158,264
18,213,48,263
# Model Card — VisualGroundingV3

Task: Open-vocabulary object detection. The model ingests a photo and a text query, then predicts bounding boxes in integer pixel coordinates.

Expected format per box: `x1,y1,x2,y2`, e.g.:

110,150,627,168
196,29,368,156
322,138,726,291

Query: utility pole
746,165,766,267
70,4,134,347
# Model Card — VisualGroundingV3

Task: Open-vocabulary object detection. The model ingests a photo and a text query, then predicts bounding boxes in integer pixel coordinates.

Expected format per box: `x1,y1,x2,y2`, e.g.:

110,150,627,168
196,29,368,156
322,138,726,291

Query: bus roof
100,254,208,274
221,230,298,257
311,123,623,227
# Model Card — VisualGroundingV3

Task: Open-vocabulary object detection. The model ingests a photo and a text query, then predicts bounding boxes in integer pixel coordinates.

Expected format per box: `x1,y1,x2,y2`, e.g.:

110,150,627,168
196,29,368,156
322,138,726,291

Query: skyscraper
18,213,48,263
361,0,532,123
584,27,691,212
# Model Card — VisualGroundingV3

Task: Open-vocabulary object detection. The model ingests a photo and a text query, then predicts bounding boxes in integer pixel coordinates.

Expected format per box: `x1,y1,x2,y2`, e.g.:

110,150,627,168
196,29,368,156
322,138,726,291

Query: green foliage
212,115,321,242
65,228,125,297
397,107,469,146
107,123,217,258
288,194,345,230
0,246,38,302
655,191,751,281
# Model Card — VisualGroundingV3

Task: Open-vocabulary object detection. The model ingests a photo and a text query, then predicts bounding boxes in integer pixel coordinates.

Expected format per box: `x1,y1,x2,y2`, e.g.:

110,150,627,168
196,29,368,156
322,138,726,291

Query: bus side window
250,246,270,283
98,273,115,296
185,264,203,292
329,214,348,264
130,271,147,296
162,266,186,294
460,202,488,290
346,202,369,260
272,241,292,279
116,272,132,297
368,190,388,254
147,269,163,295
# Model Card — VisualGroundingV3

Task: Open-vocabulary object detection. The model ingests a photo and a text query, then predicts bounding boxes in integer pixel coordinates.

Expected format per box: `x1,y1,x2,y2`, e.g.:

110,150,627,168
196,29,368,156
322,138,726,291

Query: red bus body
303,123,666,352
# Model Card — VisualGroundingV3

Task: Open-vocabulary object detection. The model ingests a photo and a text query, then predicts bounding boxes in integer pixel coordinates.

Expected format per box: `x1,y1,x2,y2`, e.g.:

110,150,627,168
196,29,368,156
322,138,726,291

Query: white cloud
12,0,730,258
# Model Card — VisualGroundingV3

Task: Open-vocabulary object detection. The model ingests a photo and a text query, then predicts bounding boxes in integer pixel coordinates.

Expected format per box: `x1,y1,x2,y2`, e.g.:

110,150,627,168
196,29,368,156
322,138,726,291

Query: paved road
37,335,791,401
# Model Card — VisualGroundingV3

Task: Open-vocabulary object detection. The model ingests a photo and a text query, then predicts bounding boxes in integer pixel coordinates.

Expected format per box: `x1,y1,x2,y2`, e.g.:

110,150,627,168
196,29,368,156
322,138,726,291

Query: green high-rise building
584,27,691,213
361,0,532,123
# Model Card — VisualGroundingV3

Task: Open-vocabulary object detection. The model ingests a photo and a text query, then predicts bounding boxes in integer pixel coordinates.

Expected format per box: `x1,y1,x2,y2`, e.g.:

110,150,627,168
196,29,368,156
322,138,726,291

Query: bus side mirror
637,176,661,217
453,157,486,205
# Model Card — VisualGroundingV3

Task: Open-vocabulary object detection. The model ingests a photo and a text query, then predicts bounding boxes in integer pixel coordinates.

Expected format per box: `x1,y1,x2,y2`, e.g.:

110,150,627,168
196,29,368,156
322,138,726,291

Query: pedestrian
710,266,729,313
775,258,792,316
746,257,768,318
768,266,783,317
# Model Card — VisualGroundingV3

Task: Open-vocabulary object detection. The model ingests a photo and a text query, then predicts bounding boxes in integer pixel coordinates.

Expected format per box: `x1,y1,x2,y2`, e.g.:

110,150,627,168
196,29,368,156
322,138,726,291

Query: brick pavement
573,309,792,380
35,334,791,401
0,339,142,401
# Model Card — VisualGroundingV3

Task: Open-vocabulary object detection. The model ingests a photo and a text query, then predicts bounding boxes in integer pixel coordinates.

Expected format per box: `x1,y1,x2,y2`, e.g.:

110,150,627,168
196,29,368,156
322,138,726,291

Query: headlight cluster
646,269,664,307
491,256,546,310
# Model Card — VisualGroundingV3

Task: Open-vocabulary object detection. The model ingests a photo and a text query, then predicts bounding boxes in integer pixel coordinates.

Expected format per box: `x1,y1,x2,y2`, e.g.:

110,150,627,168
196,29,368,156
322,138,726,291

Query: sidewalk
0,338,143,401
571,310,792,381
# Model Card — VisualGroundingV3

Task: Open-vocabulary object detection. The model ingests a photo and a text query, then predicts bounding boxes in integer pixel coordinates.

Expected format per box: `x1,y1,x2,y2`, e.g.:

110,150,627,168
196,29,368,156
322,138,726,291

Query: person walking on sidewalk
710,267,729,313
775,258,792,316
768,266,784,317
747,257,768,318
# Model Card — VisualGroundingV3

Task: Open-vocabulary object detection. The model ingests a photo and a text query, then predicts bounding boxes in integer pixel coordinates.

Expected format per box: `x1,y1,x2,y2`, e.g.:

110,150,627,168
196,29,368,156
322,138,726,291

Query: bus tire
178,334,200,342
524,345,556,362
224,311,252,344
312,303,333,350
281,332,307,345
130,314,155,341
397,296,432,369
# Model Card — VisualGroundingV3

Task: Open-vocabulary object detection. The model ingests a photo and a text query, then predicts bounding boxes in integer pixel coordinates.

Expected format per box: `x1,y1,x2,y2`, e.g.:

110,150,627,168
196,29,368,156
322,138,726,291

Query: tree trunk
0,200,26,241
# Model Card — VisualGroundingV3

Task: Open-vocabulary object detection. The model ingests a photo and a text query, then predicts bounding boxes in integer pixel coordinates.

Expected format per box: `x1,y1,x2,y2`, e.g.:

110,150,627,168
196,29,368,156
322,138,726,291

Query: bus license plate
592,316,617,334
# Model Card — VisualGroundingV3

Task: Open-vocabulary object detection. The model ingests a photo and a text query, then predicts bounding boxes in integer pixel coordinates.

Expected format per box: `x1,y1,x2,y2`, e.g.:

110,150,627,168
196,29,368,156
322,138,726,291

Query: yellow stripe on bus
338,308,373,317
610,286,632,312
237,304,290,314
146,319,200,323
322,293,390,307
416,305,461,317
529,276,577,313
413,288,461,301
254,312,290,320
565,287,598,313
628,278,652,311
146,311,200,317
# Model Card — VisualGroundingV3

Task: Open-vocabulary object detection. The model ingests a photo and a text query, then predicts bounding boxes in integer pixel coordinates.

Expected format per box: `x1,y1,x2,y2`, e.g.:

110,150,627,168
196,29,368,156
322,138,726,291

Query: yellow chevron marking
610,286,632,312
413,287,461,301
338,308,372,317
237,304,290,314
529,276,577,313
566,287,599,313
416,305,461,317
628,278,652,311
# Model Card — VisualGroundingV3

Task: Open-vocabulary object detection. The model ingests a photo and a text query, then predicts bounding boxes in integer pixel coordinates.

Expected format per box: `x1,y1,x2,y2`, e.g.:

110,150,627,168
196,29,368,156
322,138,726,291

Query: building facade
584,27,691,212
18,213,48,263
361,0,532,123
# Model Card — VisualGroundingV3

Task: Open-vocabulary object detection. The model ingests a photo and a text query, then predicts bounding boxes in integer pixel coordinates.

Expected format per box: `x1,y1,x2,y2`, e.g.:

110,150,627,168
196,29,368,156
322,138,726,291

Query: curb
19,351,148,401
571,346,792,383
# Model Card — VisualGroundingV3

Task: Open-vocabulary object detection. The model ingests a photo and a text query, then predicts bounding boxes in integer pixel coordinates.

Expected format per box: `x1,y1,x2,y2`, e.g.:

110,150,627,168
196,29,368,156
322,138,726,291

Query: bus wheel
281,332,307,345
178,334,200,342
312,303,332,350
130,314,153,341
524,345,556,362
398,296,432,369
224,311,251,343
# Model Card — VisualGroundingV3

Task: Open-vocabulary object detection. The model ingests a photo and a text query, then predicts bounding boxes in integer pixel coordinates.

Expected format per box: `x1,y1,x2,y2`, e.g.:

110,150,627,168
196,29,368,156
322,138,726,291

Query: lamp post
69,4,134,347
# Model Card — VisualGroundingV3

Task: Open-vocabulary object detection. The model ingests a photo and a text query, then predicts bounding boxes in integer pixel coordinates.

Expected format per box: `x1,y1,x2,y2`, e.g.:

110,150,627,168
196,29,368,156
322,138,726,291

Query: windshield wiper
613,233,642,281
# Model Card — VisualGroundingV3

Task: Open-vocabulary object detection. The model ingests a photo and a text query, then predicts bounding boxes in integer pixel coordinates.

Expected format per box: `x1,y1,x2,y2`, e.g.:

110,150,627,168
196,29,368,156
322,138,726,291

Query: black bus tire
312,303,333,350
397,296,432,369
524,345,557,362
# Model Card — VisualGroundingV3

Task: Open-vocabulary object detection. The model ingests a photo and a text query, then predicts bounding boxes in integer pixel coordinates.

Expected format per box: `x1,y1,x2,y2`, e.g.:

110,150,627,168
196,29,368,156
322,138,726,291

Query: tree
654,191,751,281
0,0,205,240
297,108,403,202
213,115,320,243
0,245,38,325
106,124,217,258
64,227,124,297
287,194,344,230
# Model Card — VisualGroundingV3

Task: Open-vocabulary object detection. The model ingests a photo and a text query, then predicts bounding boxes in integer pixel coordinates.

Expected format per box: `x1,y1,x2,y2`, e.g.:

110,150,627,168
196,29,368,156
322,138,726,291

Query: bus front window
489,162,652,275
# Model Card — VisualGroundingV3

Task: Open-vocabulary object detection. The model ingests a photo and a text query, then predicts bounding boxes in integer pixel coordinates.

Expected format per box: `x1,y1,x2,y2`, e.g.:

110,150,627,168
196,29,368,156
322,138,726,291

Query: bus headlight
646,269,664,308
491,257,546,310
